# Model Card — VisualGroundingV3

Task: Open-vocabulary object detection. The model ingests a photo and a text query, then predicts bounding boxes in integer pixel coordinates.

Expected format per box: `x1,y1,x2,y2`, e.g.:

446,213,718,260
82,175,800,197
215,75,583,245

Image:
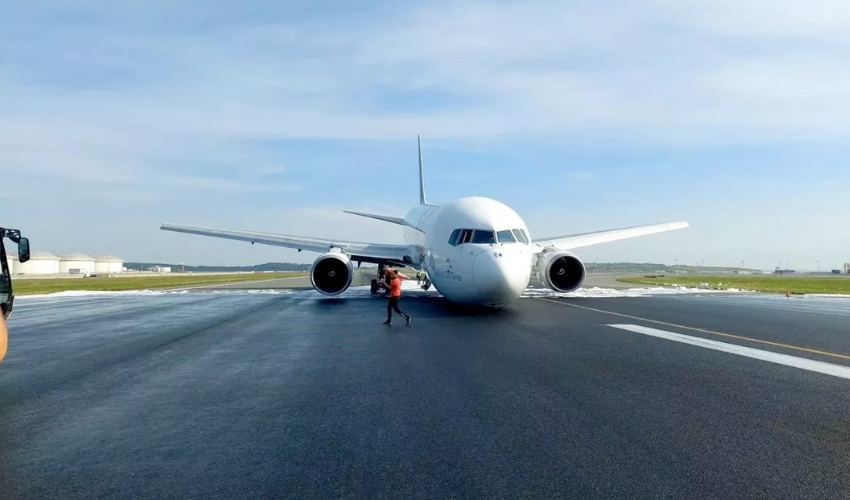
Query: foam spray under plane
161,137,688,307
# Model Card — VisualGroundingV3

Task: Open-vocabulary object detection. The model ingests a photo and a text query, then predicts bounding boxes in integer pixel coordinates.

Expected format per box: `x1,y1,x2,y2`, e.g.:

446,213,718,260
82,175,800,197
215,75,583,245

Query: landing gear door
0,240,12,320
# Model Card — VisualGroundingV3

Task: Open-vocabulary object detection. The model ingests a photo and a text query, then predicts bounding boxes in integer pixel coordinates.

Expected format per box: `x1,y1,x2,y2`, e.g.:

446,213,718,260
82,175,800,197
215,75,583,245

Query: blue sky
2,0,849,270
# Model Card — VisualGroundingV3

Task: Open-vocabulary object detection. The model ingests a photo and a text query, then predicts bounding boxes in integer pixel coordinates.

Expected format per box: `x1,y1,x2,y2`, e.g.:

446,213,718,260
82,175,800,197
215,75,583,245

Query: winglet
418,135,427,205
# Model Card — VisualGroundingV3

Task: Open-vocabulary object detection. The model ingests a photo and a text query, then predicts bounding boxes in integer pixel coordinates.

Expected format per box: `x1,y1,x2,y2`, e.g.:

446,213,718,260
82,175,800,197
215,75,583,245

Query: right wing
534,221,689,251
160,223,414,265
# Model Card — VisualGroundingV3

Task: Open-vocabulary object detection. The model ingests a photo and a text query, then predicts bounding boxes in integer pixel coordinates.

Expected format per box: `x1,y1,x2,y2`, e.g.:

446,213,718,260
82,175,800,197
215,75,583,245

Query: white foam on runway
17,281,744,302
16,290,172,300
16,288,295,300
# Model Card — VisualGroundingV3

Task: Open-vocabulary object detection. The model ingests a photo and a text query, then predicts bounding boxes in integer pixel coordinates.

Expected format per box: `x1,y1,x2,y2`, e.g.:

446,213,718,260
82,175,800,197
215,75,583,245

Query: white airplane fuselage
399,196,534,307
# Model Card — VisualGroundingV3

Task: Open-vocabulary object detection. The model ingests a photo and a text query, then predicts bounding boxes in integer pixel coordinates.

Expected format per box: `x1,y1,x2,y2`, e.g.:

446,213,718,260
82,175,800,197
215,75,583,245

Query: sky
2,0,849,271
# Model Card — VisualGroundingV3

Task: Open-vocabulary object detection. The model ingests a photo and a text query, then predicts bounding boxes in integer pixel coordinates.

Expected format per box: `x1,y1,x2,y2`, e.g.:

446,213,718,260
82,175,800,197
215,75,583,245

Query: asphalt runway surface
2,285,850,499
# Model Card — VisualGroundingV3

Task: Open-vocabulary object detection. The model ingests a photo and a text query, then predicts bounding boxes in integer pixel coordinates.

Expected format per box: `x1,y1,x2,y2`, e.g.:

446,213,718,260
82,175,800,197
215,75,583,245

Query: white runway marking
522,286,745,299
608,324,850,380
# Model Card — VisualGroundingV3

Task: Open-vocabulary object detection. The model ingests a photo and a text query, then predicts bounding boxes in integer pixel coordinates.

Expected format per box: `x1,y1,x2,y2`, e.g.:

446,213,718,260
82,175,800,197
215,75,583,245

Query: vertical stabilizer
418,135,428,205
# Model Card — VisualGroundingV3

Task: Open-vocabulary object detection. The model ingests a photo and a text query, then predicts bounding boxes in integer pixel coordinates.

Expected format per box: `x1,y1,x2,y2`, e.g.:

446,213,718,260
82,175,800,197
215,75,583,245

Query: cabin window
496,230,516,243
471,230,496,244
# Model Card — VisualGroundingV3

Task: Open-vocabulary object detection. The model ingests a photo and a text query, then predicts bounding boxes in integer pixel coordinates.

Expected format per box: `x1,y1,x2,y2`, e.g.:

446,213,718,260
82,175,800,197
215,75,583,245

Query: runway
2,286,850,499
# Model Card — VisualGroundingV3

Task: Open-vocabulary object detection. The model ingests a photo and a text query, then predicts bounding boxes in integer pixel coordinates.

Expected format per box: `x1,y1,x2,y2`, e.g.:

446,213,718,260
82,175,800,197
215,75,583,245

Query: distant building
149,266,172,273
17,251,61,275
845,263,850,274
832,269,842,275
93,255,124,274
58,253,96,276
7,251,123,275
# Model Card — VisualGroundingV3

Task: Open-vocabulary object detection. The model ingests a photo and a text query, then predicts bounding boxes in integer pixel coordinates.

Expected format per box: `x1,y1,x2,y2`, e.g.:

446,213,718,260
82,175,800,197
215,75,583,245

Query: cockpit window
511,229,528,244
451,228,508,245
496,230,516,243
471,230,496,244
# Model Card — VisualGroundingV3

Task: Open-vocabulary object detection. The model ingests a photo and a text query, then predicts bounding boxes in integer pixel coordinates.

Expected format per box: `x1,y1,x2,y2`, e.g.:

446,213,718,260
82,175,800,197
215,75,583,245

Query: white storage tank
4,253,15,275
58,252,95,275
93,255,124,274
18,251,61,275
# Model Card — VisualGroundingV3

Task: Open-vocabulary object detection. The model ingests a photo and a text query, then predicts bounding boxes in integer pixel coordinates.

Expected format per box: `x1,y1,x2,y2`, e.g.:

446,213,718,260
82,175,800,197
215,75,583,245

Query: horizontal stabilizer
343,211,406,226
344,211,425,233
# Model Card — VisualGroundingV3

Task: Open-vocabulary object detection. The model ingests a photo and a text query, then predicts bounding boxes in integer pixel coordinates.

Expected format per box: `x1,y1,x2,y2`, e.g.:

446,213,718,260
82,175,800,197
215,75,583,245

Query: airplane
161,137,688,308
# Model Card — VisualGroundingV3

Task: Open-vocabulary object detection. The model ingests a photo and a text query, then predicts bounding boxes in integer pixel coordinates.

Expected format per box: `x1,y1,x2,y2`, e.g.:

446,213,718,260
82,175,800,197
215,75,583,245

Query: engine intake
536,251,586,293
310,252,353,295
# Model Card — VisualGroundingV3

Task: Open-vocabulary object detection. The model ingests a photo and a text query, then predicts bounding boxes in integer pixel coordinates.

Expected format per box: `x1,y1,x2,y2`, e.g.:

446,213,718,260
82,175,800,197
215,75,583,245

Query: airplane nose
472,249,530,306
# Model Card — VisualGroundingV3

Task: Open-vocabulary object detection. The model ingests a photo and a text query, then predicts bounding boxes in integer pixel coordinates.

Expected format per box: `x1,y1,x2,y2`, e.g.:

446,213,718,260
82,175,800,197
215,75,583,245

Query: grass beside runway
618,275,850,295
12,272,308,296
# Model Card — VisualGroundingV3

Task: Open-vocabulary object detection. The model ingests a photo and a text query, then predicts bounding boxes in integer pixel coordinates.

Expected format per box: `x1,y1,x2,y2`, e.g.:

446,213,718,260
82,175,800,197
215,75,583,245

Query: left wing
533,221,689,251
160,223,414,265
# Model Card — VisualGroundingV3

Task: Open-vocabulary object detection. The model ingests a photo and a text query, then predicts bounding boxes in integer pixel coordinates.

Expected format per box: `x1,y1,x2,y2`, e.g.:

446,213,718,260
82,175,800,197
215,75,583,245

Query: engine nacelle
535,251,586,293
310,252,354,296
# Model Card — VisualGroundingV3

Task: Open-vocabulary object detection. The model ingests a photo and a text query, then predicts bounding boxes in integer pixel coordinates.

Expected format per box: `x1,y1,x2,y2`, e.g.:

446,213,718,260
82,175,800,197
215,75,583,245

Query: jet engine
535,251,586,293
310,252,353,295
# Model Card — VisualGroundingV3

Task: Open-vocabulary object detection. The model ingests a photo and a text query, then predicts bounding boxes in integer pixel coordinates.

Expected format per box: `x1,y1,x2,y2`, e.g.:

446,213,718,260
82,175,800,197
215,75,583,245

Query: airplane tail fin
418,135,428,206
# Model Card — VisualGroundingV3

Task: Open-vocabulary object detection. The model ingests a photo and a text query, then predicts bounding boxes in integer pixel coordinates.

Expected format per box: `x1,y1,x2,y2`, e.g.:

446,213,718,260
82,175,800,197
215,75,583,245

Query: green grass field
618,275,850,295
12,272,307,296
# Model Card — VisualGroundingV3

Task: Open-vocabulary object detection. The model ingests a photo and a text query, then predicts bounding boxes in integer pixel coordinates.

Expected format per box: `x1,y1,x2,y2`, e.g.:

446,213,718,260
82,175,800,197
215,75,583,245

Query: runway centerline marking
537,298,850,362
609,324,850,380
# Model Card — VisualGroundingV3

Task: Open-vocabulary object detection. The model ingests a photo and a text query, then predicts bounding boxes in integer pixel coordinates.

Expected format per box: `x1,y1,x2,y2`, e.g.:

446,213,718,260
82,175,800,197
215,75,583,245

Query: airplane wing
533,221,689,251
160,223,414,265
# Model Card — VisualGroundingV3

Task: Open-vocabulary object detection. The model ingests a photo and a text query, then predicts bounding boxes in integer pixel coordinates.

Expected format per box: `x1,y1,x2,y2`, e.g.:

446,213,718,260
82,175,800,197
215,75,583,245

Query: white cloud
6,0,850,149
3,0,849,267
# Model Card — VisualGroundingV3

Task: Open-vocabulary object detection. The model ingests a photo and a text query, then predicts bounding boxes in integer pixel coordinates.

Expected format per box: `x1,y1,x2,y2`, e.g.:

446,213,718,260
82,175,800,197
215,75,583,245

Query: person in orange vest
383,268,412,326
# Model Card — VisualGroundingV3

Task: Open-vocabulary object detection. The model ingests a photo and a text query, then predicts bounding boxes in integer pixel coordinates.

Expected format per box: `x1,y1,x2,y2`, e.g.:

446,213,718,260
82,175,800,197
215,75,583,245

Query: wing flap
534,221,689,250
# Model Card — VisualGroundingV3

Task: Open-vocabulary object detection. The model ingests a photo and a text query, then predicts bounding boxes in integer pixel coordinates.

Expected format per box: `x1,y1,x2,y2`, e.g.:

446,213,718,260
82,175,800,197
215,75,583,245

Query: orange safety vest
390,277,402,297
